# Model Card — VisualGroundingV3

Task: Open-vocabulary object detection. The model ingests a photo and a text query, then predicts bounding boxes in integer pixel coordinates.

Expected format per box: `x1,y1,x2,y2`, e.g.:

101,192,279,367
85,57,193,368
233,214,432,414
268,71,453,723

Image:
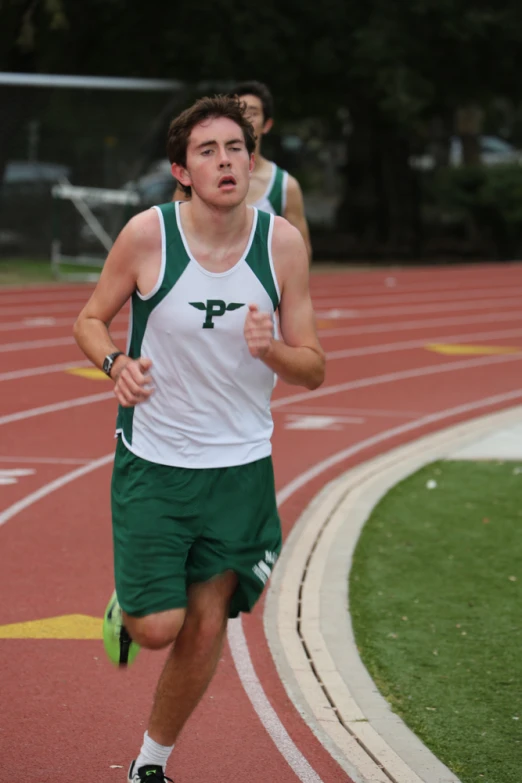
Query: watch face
103,356,111,374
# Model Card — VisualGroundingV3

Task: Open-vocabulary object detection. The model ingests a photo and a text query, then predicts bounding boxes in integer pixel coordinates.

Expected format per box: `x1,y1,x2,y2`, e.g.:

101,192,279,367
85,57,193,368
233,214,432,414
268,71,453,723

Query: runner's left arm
244,218,325,390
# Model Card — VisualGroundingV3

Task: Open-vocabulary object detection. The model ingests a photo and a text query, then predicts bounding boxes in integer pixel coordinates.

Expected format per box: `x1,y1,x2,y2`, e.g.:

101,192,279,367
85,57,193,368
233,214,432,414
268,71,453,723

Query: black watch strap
102,351,125,377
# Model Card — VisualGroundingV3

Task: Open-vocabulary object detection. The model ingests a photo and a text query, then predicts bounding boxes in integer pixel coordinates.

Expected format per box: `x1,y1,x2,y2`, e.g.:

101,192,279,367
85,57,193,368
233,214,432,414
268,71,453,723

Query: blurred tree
311,0,522,255
2,0,522,256
0,0,68,183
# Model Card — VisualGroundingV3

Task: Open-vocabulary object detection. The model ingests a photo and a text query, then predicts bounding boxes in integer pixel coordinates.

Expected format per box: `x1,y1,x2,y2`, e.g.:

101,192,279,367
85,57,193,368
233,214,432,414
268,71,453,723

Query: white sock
135,731,175,772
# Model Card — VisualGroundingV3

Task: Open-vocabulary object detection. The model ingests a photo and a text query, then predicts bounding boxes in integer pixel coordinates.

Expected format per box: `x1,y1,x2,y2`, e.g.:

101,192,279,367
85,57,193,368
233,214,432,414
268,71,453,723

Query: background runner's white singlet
251,163,288,216
116,202,281,469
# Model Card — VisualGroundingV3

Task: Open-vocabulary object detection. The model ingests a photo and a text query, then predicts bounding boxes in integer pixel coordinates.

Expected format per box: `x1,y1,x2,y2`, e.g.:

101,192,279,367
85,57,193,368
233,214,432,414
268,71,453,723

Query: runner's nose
218,146,232,167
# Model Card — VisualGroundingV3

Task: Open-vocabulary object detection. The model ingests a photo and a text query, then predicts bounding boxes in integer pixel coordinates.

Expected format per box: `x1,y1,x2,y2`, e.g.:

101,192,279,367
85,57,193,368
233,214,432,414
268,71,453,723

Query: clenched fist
113,356,154,407
244,304,274,359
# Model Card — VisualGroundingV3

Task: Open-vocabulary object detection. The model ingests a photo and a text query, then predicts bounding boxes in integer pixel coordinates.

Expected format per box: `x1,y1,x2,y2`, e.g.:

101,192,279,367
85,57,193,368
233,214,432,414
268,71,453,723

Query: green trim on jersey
116,204,279,442
267,165,286,215
116,203,189,443
245,210,279,311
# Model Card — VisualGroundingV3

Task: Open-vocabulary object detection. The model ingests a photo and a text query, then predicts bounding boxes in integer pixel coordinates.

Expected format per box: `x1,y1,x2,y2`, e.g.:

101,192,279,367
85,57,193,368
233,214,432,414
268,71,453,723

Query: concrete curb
265,404,522,783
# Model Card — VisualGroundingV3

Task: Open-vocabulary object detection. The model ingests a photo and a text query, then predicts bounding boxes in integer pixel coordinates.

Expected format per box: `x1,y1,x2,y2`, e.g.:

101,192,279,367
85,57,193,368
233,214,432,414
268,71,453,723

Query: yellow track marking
426,343,521,356
66,367,108,380
0,614,102,639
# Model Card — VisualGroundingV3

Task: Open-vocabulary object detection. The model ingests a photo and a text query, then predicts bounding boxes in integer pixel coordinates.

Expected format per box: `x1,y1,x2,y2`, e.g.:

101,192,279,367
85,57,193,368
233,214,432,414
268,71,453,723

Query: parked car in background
2,161,71,191
409,135,522,171
0,161,72,253
122,160,175,206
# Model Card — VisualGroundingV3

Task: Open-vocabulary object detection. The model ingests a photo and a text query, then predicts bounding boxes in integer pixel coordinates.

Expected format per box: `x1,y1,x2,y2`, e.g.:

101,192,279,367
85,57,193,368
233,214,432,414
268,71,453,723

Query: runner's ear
171,162,191,190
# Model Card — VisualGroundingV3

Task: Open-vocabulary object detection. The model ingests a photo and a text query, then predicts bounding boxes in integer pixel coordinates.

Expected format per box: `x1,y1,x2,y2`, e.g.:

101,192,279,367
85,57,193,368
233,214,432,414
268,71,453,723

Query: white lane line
284,414,364,430
230,387,522,783
0,270,516,300
325,326,522,360
227,620,324,783
0,453,114,528
0,336,77,353
23,317,57,327
0,318,74,333
310,270,522,297
0,449,326,783
3,325,522,385
273,406,423,420
0,317,125,333
275,387,522,505
0,282,93,296
0,454,324,783
318,309,522,338
2,352,521,428
0,455,91,465
2,387,521,782
0,291,92,305
0,468,35,478
0,330,127,353
266,395,522,783
0,360,91,382
312,284,522,308
0,310,519,353
0,468,35,476
316,296,522,320
1,302,94,316
0,391,114,426
272,352,522,410
0,468,35,485
2,293,521,321
8,280,506,312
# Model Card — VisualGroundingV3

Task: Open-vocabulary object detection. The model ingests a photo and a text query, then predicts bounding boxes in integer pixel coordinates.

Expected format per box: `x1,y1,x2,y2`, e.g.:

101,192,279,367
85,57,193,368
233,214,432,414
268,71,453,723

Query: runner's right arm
284,175,312,262
73,209,160,405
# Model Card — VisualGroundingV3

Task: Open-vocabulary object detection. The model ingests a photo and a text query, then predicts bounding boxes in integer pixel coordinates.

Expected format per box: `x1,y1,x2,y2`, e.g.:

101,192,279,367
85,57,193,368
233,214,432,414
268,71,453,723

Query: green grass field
0,257,101,286
0,258,56,285
350,460,522,783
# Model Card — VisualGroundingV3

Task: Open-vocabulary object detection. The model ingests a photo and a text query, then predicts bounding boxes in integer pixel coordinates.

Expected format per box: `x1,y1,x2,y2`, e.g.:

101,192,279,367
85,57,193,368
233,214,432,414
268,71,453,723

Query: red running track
1,262,522,782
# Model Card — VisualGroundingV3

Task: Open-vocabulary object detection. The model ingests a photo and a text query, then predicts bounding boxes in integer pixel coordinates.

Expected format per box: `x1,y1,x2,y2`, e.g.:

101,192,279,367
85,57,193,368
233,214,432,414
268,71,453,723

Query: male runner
173,80,312,260
74,94,325,783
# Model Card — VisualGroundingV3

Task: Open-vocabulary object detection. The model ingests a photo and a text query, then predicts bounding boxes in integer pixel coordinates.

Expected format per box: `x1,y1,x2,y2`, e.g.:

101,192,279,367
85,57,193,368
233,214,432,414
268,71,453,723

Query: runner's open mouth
219,176,236,187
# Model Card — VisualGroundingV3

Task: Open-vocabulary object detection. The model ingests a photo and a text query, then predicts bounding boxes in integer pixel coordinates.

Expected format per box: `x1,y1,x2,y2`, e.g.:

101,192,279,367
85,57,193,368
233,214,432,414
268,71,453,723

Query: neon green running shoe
103,590,140,667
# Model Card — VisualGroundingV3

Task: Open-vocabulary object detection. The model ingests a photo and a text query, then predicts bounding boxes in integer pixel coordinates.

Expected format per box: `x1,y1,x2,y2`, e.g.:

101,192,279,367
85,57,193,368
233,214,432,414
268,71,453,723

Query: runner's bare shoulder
119,207,163,255
271,216,308,273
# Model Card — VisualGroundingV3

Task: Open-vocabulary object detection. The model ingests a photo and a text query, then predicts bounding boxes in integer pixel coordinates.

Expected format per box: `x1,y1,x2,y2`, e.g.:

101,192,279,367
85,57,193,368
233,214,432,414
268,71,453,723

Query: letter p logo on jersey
190,300,245,329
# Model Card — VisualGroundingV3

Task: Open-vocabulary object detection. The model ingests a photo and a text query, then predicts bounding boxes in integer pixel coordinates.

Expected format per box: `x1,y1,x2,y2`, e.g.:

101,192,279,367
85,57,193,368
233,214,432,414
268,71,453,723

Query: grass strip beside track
350,459,522,783
0,258,101,285
0,258,56,284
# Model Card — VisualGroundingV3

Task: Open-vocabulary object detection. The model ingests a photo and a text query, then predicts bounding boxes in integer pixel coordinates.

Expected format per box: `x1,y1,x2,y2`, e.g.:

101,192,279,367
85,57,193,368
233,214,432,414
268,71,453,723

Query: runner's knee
182,601,229,650
124,609,185,650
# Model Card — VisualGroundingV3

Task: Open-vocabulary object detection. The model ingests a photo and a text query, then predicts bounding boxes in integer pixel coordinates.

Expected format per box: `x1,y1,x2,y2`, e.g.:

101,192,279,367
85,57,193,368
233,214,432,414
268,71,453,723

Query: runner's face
240,94,272,142
182,116,254,207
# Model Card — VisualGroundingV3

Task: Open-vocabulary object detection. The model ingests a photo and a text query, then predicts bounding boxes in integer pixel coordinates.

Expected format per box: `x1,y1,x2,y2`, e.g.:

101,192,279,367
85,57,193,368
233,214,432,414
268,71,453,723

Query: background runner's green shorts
111,438,282,619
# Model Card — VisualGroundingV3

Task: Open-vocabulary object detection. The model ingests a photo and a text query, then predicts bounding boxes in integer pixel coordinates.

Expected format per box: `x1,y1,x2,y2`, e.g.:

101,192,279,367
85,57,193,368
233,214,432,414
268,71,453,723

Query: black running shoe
127,760,174,782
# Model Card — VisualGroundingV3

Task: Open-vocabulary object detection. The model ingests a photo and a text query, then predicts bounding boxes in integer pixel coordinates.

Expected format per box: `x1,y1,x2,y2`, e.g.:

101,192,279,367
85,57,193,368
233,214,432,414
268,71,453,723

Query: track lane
2,263,522,782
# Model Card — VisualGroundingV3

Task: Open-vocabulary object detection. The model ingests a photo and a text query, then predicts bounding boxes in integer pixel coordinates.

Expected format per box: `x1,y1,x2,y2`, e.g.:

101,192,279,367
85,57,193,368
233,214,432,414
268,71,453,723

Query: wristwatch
102,351,125,378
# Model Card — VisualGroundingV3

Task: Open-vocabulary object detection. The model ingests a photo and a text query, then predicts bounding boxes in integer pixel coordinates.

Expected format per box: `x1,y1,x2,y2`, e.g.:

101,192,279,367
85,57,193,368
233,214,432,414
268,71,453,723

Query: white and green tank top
252,163,288,216
116,202,281,469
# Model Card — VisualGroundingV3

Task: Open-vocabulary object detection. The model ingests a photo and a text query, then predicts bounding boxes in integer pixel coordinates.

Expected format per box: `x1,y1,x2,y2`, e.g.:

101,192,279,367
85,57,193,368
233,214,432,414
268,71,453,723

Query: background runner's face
184,116,253,207
240,94,272,145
